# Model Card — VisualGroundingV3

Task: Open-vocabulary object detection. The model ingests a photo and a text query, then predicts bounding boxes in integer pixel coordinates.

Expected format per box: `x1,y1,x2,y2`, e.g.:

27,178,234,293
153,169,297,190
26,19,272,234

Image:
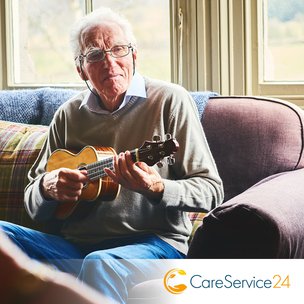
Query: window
3,0,304,104
262,0,304,82
6,0,85,86
247,0,304,105
5,0,171,87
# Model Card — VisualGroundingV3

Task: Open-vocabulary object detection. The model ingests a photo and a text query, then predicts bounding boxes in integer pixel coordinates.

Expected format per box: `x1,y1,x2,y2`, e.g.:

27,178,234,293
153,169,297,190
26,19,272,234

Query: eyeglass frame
76,44,134,64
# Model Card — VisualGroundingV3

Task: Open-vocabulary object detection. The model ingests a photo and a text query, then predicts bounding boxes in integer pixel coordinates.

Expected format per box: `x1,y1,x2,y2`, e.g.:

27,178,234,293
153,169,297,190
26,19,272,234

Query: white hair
70,7,137,59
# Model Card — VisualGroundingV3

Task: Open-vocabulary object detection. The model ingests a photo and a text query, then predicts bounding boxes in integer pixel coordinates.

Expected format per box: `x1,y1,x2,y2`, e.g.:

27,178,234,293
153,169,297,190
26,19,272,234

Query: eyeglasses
77,44,133,64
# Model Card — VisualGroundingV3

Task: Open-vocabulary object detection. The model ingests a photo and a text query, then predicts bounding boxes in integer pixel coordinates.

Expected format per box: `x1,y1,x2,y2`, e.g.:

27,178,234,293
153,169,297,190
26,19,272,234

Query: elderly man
0,7,223,304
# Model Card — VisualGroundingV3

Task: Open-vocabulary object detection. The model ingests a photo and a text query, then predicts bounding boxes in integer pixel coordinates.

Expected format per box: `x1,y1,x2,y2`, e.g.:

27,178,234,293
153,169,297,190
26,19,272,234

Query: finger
59,168,88,183
56,171,86,191
135,161,152,173
126,167,152,191
117,152,134,182
124,151,141,178
104,167,118,183
104,154,129,184
113,153,123,176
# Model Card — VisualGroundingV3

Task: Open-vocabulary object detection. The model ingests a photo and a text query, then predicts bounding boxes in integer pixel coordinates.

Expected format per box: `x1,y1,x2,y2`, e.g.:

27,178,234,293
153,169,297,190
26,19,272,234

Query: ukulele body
46,146,120,219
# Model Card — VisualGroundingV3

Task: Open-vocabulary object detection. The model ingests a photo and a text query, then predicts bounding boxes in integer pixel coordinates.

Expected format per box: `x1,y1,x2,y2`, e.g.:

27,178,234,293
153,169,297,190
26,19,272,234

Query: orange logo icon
163,268,187,294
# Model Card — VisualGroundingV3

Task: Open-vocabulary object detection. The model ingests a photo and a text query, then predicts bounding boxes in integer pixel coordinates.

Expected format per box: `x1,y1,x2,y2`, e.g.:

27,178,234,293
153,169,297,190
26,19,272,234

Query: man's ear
77,65,88,81
132,48,137,61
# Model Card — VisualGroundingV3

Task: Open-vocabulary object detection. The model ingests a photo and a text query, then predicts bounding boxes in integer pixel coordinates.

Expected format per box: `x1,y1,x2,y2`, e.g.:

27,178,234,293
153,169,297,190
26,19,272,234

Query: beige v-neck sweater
24,77,223,254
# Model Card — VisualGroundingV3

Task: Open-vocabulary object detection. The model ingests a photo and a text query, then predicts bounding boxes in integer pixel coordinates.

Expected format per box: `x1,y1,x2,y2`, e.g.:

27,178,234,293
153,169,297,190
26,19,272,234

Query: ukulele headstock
137,134,179,167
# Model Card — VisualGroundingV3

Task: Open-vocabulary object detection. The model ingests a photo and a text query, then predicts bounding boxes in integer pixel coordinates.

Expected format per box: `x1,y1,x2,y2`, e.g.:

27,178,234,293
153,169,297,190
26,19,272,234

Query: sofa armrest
187,168,304,258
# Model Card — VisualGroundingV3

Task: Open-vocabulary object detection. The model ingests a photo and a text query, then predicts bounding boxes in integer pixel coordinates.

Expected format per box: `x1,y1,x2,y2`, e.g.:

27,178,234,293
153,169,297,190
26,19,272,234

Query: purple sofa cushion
187,168,304,258
202,96,304,201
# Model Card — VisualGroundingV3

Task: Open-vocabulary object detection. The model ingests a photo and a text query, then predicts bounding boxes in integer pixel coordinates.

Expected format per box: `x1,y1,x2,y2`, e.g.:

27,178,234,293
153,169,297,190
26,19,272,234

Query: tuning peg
153,135,161,142
167,156,175,165
157,161,164,168
165,133,172,140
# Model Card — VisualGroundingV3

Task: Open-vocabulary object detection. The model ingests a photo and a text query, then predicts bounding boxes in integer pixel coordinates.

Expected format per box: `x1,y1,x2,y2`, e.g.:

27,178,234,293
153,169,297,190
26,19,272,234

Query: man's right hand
41,168,88,202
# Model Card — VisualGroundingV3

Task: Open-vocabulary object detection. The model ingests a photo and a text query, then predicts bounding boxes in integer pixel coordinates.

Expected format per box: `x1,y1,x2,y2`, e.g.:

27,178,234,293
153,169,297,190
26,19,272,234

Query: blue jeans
0,220,184,303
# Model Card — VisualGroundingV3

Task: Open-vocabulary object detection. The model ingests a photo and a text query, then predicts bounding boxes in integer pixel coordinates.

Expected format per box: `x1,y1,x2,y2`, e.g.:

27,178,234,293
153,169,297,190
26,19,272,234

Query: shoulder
144,77,190,100
59,90,87,110
50,90,89,126
144,77,198,115
54,90,88,115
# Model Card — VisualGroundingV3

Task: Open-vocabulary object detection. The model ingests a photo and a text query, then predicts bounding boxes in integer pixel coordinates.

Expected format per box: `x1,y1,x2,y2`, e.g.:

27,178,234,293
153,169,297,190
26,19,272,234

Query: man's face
78,22,136,104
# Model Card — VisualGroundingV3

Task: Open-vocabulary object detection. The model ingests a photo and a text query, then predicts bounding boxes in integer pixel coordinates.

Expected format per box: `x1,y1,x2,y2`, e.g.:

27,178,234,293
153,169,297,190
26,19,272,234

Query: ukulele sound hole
78,163,87,171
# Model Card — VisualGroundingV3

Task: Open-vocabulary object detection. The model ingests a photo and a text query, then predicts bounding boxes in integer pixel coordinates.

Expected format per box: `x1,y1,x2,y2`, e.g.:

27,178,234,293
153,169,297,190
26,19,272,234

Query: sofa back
202,96,304,202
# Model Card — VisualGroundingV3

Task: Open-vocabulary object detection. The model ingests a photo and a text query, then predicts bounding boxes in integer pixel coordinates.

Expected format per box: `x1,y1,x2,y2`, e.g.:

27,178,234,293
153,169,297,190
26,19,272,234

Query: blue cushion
0,89,41,124
190,91,218,119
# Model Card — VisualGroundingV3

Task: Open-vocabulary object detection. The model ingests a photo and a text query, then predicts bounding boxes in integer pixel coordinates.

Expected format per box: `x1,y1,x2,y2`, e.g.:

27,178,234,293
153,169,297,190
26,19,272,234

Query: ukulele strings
86,157,114,180
86,146,160,181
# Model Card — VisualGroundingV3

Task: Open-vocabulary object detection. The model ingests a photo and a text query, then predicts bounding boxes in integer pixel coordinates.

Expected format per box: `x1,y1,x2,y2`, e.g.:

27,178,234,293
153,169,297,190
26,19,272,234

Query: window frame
0,0,7,89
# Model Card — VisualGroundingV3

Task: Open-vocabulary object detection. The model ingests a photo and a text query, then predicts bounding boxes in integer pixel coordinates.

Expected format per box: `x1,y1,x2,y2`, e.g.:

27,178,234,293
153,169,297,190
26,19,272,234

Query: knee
0,221,19,238
83,251,113,264
79,252,128,304
81,251,113,273
79,251,115,285
0,220,11,231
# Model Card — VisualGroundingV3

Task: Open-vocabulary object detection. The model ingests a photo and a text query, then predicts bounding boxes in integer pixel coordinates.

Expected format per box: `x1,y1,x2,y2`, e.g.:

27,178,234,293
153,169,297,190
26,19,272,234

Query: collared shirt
79,72,147,114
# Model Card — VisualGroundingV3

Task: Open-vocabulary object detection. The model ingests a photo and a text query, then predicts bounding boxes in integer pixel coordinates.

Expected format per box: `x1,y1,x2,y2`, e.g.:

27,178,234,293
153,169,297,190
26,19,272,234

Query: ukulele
46,135,179,219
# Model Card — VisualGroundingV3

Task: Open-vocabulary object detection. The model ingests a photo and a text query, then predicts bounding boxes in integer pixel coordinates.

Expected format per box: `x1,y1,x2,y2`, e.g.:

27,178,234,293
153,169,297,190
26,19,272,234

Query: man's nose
102,53,116,68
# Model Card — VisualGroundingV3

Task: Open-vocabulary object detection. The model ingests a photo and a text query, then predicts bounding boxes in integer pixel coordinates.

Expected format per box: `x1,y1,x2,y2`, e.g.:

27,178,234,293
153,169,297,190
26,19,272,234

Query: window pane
8,0,85,85
93,0,171,82
263,0,304,82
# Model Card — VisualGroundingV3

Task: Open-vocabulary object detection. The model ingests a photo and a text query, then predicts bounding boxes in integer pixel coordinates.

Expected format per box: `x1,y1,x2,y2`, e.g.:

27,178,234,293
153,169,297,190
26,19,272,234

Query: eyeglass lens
86,45,130,63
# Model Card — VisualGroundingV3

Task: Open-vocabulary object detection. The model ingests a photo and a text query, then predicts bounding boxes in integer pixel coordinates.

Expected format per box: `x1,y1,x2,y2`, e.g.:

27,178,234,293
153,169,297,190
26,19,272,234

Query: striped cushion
189,212,206,242
0,120,48,229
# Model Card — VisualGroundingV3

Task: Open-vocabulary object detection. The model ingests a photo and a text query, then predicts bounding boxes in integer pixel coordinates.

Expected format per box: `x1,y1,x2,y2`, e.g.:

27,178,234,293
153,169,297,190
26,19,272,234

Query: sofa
1,88,304,302
188,95,304,258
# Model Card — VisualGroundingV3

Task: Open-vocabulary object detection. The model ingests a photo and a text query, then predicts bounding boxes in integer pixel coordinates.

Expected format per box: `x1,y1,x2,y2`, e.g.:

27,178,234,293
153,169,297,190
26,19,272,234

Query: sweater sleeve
159,89,224,212
24,112,65,221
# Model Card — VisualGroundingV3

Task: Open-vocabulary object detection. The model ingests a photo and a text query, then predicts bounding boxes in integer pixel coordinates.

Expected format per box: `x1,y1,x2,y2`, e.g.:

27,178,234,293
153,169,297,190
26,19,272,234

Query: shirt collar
79,72,147,114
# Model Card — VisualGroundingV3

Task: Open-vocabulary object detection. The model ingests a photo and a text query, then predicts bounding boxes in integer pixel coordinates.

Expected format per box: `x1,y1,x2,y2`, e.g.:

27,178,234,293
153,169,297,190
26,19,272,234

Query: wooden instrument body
46,146,120,219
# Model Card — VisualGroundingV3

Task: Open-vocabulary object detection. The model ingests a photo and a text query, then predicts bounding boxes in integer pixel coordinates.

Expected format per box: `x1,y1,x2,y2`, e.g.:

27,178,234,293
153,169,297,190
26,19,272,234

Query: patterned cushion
0,120,48,229
189,212,206,242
